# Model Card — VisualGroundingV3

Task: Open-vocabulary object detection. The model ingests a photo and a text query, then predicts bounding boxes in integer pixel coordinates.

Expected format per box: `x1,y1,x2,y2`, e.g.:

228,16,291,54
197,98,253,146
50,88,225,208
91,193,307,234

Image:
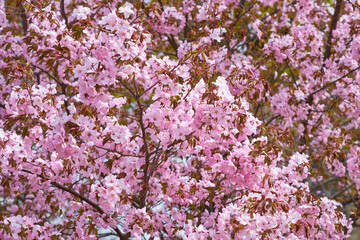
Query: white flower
209,28,226,42
111,125,131,144
214,76,234,102
294,89,305,101
99,12,118,30
119,3,134,19
72,6,90,20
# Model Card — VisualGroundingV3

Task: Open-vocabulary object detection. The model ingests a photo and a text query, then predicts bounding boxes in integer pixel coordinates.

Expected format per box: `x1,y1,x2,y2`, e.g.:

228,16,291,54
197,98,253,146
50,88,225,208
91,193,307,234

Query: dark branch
51,182,104,214
51,182,130,239
60,0,69,27
323,0,343,61
307,65,360,98
32,64,66,87
19,5,28,34
21,168,130,240
331,183,355,199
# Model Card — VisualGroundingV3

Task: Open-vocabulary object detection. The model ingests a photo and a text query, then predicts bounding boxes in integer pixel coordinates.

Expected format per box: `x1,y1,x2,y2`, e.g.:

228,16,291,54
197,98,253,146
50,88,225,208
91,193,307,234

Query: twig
32,64,65,87
146,49,177,57
331,183,354,199
106,86,134,98
166,34,178,54
287,64,299,89
116,78,137,97
51,182,103,213
138,80,160,98
307,65,360,98
93,145,144,158
21,168,130,239
97,232,119,238
265,114,280,126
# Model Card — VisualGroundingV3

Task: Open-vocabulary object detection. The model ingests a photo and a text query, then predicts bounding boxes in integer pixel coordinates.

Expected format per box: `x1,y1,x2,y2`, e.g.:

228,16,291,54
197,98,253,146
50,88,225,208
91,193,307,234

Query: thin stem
307,65,360,98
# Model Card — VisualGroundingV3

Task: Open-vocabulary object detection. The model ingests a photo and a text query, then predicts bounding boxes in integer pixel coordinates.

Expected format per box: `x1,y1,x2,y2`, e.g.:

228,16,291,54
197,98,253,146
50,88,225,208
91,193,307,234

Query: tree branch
19,5,28,34
21,168,130,239
323,0,343,61
60,0,69,27
287,64,299,89
50,181,103,213
307,65,360,99
51,182,130,239
32,64,66,87
331,183,354,199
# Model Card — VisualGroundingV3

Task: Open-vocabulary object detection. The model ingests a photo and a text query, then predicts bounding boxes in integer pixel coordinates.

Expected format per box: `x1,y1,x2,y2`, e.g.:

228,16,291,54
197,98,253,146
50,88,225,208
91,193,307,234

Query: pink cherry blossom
0,0,359,239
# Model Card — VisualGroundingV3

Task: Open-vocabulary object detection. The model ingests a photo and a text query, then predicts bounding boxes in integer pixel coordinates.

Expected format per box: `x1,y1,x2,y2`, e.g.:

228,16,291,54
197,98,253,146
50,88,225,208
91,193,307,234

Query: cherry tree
0,0,359,239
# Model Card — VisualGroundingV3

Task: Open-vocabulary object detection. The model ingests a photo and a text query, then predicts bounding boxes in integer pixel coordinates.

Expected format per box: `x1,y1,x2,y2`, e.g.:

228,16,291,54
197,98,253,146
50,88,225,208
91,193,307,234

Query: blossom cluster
0,0,359,239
